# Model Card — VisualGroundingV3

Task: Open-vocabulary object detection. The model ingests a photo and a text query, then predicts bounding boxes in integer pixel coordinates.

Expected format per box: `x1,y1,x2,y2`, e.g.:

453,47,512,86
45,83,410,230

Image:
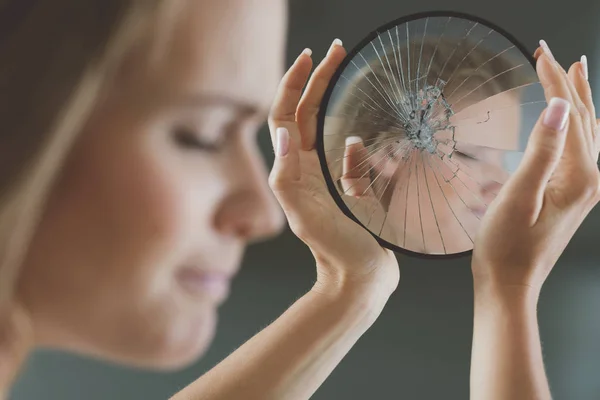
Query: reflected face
17,0,286,370
385,91,520,254
321,16,539,256
337,90,522,255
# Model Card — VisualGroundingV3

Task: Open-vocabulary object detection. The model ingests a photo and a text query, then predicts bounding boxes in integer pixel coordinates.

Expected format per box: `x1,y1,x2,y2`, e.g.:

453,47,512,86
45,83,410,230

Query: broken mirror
316,11,545,257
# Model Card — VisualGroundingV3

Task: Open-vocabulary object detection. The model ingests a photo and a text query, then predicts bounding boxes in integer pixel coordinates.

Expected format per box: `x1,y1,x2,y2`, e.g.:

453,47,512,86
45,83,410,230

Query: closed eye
173,128,223,152
453,149,477,160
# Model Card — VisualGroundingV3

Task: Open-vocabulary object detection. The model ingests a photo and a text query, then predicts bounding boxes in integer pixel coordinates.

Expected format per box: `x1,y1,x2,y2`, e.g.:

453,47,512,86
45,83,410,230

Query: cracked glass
317,12,545,257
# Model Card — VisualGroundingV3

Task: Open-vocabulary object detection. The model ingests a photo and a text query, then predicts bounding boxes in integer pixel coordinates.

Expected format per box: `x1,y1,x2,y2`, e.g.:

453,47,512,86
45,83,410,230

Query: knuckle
577,102,590,122
295,104,308,121
569,104,582,119
296,101,319,120
542,80,557,93
268,116,283,130
269,111,296,124
268,171,286,191
288,218,309,242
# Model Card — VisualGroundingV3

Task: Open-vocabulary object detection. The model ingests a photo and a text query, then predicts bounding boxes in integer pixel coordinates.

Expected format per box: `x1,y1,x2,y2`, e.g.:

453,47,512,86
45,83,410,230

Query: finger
269,127,301,209
533,46,543,60
337,136,387,233
503,97,570,219
341,136,374,198
561,60,592,149
268,49,313,143
539,40,568,75
540,42,589,134
568,57,596,157
296,39,347,150
537,51,587,157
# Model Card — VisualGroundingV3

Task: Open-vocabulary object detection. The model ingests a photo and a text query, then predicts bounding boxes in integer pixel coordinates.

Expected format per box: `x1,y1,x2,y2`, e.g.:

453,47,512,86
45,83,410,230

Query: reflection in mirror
319,13,545,256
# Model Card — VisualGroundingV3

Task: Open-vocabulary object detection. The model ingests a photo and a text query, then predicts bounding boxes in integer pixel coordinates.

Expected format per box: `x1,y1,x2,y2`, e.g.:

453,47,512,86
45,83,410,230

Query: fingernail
301,48,312,57
327,38,343,56
539,40,555,63
276,127,289,157
345,135,363,147
543,97,570,131
581,55,589,81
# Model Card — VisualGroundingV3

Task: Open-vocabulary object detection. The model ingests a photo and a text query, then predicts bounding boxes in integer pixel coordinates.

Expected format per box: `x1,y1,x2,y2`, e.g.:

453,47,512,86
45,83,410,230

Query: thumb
505,97,570,202
341,136,374,198
269,127,301,206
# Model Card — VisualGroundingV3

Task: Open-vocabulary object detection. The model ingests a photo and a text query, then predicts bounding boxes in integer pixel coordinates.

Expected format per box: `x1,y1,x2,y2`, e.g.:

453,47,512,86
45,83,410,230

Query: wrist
312,271,393,301
473,279,540,312
310,278,391,327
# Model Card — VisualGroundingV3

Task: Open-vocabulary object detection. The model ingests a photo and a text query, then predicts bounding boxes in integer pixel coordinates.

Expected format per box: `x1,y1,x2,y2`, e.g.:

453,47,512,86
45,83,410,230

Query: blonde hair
0,0,181,388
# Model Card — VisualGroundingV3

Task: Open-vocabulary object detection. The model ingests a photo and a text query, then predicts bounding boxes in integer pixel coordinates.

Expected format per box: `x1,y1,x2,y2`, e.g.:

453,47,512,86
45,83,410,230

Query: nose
214,145,285,242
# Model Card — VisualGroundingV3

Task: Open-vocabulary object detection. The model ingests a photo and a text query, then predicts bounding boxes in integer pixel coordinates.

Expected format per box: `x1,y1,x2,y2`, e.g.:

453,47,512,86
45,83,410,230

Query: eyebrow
177,94,270,119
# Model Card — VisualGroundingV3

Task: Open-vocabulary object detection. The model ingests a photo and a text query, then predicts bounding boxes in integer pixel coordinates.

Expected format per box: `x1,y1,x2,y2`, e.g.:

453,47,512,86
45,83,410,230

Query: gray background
12,0,600,399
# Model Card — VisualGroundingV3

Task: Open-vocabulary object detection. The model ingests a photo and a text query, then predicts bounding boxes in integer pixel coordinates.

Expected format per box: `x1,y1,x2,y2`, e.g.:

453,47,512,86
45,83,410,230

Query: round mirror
317,11,545,257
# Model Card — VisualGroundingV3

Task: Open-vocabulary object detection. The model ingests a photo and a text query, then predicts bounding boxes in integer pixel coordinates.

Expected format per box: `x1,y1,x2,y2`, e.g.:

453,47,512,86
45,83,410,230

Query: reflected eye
173,128,223,152
453,149,477,160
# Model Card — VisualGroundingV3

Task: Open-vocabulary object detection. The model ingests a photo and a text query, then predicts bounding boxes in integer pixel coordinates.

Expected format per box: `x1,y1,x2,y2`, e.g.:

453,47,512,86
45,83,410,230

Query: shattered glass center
398,79,454,154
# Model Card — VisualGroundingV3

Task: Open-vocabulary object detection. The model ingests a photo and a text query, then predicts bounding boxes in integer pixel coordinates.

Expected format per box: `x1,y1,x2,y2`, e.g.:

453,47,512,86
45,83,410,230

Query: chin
75,308,219,372
141,310,219,371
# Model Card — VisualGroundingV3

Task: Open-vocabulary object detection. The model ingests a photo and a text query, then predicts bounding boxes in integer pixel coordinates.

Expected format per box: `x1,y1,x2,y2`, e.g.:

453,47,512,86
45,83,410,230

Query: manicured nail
301,48,312,57
345,136,363,147
543,97,570,131
327,38,343,56
581,55,589,81
276,127,289,157
539,40,555,63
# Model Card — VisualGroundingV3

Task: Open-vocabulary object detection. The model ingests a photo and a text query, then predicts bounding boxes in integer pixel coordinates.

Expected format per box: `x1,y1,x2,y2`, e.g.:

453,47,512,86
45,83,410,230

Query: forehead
141,0,287,111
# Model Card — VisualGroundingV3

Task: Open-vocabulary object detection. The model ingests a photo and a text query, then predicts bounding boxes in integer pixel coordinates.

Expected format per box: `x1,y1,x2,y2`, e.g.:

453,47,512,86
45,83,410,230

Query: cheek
44,123,219,298
112,152,186,264
20,124,224,365
93,140,215,291
27,134,192,300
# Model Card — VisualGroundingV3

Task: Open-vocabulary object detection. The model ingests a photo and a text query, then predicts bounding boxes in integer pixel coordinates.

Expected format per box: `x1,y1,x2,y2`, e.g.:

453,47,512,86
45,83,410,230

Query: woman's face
338,90,522,255
17,0,286,369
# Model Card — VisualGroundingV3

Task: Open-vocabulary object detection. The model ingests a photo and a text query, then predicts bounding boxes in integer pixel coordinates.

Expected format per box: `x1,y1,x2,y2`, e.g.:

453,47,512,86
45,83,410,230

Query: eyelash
173,128,223,153
453,150,476,160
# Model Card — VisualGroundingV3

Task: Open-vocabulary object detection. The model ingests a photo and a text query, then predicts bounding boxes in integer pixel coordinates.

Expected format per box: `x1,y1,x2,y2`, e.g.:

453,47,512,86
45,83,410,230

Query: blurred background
12,0,600,399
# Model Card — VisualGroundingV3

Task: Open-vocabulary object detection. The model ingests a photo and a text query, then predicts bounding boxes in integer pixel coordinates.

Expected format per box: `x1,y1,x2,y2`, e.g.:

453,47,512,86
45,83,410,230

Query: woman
1,1,398,398
0,1,596,400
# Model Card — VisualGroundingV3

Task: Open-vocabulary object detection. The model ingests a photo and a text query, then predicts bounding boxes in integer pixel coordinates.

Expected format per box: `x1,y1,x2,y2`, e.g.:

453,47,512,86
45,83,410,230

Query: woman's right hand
472,45,600,296
267,41,399,303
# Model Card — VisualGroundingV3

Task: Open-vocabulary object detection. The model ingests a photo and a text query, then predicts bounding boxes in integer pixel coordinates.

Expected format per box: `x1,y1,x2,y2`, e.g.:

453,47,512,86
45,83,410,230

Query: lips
176,267,233,303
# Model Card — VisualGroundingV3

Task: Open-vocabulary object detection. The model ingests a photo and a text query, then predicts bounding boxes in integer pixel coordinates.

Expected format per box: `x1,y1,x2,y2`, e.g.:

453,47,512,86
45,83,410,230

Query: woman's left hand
472,48,600,294
267,41,399,299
